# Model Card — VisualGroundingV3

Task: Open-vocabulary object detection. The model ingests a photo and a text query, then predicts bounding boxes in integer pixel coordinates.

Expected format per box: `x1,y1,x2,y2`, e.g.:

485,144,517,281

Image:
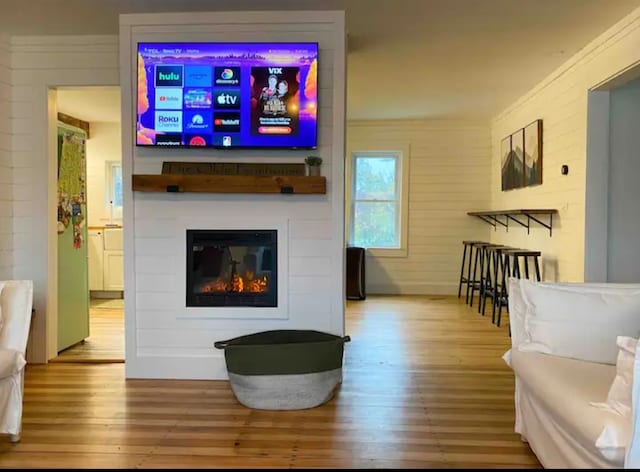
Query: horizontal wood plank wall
10,35,120,363
0,34,12,280
347,120,492,295
3,296,539,469
490,7,640,282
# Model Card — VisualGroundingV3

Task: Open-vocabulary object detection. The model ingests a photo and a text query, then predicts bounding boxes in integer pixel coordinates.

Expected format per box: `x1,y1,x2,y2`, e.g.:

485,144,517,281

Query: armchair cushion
0,348,26,379
516,280,640,364
0,280,34,354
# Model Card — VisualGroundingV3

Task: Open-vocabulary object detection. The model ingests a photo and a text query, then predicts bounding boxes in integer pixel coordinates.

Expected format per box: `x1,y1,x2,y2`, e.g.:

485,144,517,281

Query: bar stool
497,249,542,327
457,240,485,304
480,245,511,320
469,243,502,309
511,250,542,281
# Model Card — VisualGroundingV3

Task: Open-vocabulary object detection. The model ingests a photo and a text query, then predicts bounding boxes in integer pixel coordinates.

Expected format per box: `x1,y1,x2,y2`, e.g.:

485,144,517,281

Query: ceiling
13,0,640,120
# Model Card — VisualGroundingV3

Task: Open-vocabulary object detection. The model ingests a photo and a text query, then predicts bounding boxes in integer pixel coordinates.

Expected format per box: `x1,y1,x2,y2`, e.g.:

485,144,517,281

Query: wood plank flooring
53,299,124,363
0,295,538,469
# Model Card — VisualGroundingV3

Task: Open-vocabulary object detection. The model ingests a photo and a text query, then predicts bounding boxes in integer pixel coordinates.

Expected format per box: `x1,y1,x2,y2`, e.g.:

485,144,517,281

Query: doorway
52,86,124,363
585,67,640,283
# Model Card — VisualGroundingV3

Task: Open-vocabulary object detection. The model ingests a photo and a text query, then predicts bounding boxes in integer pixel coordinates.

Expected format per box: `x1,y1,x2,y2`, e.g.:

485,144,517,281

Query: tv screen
136,42,319,149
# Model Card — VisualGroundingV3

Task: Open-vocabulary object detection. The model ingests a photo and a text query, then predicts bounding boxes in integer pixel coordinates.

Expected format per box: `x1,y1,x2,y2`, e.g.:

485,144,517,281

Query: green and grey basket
214,330,351,410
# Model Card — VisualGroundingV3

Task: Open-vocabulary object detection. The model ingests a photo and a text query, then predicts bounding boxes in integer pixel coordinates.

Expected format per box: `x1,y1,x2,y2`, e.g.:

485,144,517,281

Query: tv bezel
135,41,320,150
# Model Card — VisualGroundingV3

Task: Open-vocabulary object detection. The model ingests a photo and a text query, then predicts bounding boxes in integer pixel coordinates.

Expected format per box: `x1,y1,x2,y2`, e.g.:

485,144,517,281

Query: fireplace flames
199,271,269,294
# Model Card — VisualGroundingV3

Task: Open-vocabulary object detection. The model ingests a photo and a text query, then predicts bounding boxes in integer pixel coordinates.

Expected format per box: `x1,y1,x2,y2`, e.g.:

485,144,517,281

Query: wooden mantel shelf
467,209,558,236
132,174,326,195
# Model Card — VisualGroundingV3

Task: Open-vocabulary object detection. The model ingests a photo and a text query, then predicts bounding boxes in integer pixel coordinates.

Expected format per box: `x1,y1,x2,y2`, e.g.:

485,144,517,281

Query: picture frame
500,135,512,191
501,129,524,191
524,119,543,186
511,128,525,190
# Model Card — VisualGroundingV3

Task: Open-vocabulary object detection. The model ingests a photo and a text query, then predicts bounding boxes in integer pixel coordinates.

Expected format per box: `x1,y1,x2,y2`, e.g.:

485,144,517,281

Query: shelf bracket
468,210,556,237
494,215,508,230
506,215,529,233
474,215,496,228
523,212,554,237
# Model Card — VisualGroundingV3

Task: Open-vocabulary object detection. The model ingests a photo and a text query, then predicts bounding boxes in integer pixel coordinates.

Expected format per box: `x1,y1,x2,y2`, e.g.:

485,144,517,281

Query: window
106,161,123,220
349,150,408,256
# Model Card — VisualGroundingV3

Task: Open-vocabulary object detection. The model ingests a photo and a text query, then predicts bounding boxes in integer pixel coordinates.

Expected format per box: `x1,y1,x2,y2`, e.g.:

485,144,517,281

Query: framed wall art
524,119,543,186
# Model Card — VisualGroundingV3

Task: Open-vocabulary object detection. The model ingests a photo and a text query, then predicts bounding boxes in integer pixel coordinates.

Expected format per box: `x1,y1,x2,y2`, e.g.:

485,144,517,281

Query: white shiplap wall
0,35,11,280
490,7,640,282
347,120,491,294
120,11,346,379
11,35,119,362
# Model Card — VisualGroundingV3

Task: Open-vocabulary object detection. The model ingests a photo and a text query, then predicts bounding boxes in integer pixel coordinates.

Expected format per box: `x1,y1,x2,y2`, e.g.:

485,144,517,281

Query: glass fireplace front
186,229,277,307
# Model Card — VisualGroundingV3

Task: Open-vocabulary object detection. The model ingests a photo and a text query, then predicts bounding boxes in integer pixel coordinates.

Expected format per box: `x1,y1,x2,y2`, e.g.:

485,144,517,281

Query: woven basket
214,330,350,410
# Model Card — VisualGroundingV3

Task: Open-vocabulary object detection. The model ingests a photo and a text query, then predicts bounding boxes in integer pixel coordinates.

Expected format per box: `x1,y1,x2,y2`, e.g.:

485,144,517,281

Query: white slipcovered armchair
0,281,33,442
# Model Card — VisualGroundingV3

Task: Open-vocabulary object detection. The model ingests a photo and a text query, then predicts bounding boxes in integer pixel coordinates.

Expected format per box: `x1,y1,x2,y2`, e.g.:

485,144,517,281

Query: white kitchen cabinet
88,227,124,292
88,230,104,290
103,250,124,290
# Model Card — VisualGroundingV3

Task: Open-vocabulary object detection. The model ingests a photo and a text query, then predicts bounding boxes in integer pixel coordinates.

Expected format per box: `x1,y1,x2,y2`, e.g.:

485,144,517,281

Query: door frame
21,44,119,362
584,64,640,282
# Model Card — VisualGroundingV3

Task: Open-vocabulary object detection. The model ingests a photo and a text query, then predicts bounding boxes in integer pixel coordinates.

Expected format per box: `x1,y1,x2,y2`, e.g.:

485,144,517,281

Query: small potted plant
305,156,323,176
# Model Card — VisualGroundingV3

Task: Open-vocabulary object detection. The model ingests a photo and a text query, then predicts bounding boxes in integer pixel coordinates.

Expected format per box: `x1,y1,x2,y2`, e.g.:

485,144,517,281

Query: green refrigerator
57,123,89,352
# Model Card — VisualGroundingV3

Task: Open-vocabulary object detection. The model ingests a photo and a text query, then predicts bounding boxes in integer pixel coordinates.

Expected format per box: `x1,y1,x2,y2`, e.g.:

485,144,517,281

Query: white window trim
105,160,123,221
346,144,410,258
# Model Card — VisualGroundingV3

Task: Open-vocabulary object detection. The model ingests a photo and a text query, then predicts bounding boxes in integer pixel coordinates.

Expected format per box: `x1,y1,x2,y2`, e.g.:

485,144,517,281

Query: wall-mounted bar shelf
132,174,326,195
467,209,558,236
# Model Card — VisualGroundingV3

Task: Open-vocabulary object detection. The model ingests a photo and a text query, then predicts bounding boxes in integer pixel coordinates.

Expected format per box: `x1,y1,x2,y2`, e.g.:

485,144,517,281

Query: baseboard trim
366,282,458,296
49,357,124,364
125,355,229,380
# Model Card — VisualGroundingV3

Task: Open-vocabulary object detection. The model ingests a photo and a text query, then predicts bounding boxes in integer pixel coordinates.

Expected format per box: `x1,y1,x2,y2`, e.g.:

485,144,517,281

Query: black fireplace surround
186,229,277,307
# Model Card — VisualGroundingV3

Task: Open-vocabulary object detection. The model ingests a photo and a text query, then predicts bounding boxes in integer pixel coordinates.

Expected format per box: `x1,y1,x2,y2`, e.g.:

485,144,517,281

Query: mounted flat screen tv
136,42,319,149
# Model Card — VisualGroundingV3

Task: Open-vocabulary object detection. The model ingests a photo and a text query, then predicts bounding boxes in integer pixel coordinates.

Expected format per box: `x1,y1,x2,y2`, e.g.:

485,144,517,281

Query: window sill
363,247,408,258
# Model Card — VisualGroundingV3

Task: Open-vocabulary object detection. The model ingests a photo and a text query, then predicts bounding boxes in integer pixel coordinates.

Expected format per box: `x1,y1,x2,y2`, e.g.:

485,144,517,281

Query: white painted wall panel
121,11,346,379
0,35,11,280
490,8,640,282
10,35,120,362
347,120,491,294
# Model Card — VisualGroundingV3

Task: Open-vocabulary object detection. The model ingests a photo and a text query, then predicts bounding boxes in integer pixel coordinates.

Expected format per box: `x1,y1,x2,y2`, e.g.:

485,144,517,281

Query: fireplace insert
186,229,277,307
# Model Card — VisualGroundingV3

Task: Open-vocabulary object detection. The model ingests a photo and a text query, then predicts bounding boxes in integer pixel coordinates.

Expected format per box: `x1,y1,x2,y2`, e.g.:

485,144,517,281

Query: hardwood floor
53,299,124,363
0,295,539,469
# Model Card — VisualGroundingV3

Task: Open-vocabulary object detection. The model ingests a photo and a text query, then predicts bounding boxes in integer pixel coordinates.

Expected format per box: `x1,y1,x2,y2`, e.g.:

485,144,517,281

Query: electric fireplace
186,229,277,307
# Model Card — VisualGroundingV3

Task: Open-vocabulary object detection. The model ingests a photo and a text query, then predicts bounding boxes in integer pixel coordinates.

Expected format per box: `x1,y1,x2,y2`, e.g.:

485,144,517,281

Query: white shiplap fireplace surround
120,11,346,379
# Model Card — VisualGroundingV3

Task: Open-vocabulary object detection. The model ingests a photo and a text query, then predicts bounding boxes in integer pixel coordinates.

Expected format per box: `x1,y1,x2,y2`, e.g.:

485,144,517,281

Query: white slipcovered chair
0,280,33,442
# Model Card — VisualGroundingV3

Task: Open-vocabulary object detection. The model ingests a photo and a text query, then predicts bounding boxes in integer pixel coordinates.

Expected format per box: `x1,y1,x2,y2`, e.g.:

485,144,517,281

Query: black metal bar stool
471,243,503,316
458,240,485,304
514,250,542,281
480,245,511,320
497,249,542,327
470,243,503,309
